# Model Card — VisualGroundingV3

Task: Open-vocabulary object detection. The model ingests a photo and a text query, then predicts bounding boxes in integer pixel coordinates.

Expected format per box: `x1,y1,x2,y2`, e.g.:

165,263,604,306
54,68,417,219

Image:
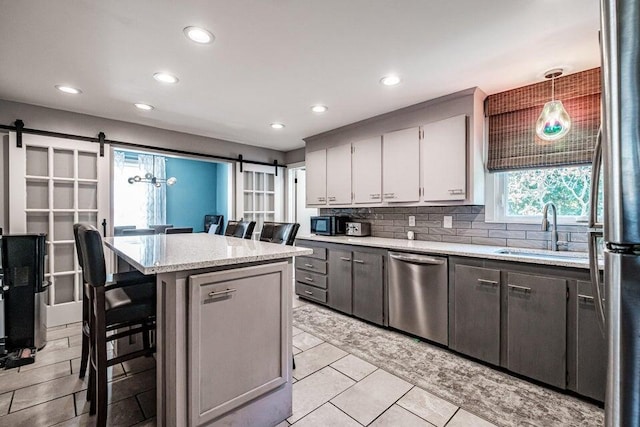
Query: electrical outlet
443,216,453,228
408,216,416,227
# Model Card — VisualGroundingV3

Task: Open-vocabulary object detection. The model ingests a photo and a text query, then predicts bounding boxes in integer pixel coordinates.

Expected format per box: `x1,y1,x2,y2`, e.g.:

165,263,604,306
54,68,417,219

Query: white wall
0,134,7,232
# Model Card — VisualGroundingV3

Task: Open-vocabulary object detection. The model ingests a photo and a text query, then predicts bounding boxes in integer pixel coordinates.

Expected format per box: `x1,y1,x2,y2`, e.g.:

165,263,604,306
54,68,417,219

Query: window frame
485,168,591,225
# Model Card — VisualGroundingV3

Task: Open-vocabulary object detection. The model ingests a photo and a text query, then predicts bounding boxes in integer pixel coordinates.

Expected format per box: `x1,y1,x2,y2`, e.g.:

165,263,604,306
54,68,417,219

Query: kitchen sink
495,248,589,260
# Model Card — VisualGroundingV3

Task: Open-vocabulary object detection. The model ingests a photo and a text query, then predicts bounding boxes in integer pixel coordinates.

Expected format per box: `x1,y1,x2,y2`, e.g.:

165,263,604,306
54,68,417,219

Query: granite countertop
296,234,600,270
105,233,313,274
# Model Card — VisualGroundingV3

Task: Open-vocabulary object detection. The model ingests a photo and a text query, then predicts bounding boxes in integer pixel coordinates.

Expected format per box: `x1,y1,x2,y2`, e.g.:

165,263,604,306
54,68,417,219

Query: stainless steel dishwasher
388,252,448,345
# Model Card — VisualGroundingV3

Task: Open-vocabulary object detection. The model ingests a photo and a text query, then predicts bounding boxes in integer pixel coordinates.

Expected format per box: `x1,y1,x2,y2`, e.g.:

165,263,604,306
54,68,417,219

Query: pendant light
535,69,571,142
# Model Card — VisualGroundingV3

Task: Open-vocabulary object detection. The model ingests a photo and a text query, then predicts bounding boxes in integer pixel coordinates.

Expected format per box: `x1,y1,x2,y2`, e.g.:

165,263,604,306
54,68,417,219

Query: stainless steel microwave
310,216,349,236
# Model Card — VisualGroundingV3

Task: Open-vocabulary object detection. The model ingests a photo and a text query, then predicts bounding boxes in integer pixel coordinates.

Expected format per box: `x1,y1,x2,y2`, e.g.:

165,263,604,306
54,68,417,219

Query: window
489,165,603,223
113,150,167,228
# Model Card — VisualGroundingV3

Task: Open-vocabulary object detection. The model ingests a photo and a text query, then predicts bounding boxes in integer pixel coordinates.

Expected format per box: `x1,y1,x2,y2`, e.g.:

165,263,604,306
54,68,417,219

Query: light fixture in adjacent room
380,75,401,86
134,103,154,111
183,26,215,44
311,104,328,113
128,172,177,187
55,85,82,94
153,72,179,84
270,123,285,129
535,69,571,142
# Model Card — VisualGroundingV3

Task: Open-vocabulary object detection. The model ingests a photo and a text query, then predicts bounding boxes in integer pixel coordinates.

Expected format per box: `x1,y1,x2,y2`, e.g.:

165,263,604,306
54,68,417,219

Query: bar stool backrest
77,224,107,288
165,227,193,234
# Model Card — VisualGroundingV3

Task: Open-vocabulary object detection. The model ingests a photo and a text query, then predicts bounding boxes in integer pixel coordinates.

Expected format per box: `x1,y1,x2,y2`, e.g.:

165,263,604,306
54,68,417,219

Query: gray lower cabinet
452,264,501,365
352,251,385,325
188,263,288,426
575,280,607,401
506,272,567,389
328,249,353,314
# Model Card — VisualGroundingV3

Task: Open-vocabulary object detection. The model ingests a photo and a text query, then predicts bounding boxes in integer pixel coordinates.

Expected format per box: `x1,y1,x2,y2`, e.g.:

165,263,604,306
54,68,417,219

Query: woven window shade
486,68,601,172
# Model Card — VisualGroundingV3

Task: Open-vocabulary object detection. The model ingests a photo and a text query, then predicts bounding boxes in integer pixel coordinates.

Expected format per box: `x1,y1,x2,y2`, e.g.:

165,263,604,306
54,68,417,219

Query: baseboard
45,301,82,327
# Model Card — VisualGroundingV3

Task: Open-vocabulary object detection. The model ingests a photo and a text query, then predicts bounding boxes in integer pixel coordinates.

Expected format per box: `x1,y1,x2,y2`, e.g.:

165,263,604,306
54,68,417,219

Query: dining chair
114,225,136,236
259,222,300,245
224,220,239,236
204,214,224,235
233,220,256,239
77,224,156,426
73,224,154,380
149,224,173,234
165,227,193,234
121,228,155,236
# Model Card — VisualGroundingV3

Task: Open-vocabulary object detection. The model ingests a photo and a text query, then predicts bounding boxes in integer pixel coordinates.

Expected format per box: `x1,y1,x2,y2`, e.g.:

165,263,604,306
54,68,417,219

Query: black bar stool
165,227,193,234
77,224,157,426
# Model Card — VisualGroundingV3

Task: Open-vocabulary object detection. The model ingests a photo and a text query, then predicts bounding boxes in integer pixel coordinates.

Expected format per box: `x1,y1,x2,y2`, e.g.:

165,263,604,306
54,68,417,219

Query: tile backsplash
320,206,588,252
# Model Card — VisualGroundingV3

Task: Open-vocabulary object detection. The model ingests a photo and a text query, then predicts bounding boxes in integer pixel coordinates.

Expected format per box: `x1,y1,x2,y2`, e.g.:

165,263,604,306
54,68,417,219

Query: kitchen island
104,233,313,427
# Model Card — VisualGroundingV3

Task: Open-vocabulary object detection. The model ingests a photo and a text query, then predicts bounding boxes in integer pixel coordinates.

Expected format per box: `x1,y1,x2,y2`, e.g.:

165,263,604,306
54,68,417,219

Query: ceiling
0,0,600,152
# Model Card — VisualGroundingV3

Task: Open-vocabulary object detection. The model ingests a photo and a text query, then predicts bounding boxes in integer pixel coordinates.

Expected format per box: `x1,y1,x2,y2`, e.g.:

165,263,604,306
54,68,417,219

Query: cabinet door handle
328,196,336,201
304,290,314,295
304,263,314,268
353,259,364,264
508,284,531,293
304,276,314,282
578,294,595,301
340,257,351,261
477,278,498,286
448,189,465,195
208,288,237,298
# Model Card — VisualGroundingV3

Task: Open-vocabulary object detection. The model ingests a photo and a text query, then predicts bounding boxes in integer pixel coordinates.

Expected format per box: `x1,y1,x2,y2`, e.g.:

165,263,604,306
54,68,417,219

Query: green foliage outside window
506,166,602,218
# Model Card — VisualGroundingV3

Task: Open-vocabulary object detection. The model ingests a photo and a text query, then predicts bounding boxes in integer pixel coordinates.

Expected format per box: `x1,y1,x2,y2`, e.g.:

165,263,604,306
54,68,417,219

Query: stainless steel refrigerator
591,0,640,425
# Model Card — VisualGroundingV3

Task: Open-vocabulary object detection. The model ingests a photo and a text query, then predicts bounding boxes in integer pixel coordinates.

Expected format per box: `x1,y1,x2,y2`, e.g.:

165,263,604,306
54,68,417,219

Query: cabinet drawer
296,245,327,260
295,257,327,274
296,269,327,289
296,282,327,303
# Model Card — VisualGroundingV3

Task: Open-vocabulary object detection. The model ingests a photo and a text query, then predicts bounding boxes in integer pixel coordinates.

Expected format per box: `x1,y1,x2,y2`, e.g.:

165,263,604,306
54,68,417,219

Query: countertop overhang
296,235,598,270
105,233,313,274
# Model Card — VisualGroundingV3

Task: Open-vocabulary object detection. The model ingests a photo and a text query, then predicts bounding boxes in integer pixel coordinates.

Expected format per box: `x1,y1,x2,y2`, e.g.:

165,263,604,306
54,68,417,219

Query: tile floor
0,296,495,427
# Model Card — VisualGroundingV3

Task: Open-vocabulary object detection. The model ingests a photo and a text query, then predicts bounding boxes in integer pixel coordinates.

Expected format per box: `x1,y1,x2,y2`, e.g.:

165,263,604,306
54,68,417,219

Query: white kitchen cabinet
305,149,327,206
352,137,382,204
421,115,467,201
382,127,421,202
326,144,352,204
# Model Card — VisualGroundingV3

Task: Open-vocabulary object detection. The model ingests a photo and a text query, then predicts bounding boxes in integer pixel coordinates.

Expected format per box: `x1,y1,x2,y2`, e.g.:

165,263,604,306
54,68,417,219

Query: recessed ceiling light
311,105,328,113
183,26,215,44
55,85,82,94
270,123,285,129
380,75,401,86
134,103,154,111
153,72,179,84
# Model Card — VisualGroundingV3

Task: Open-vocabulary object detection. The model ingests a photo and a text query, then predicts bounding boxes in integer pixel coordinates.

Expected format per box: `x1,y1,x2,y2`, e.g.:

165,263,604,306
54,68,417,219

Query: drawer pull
477,278,498,286
340,257,351,262
353,259,364,264
208,288,237,297
578,294,595,301
304,276,314,282
304,290,313,295
304,263,314,268
508,284,531,293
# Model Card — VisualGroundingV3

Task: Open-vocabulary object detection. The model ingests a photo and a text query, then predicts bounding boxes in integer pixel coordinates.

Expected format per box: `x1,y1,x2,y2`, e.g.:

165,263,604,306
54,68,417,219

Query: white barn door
8,132,110,327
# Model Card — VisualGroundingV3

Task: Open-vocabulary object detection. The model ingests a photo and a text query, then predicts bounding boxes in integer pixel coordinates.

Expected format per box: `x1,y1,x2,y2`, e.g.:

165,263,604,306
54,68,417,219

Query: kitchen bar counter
105,234,312,427
296,234,595,269
105,233,310,274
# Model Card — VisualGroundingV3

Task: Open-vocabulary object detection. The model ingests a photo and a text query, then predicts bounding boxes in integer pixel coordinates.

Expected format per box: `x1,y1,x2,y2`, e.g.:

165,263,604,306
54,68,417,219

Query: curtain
136,153,167,226
486,68,601,172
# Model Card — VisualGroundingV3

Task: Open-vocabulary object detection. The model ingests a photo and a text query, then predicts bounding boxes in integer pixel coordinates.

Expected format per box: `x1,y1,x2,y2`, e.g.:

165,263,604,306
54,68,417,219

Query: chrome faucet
541,202,564,251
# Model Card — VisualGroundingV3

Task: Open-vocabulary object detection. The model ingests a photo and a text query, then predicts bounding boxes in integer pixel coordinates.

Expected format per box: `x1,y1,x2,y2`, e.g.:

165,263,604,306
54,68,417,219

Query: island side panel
157,271,189,427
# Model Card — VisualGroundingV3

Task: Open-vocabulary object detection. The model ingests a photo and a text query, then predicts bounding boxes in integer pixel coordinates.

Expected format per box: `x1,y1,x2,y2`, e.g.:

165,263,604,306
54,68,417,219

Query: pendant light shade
536,69,572,142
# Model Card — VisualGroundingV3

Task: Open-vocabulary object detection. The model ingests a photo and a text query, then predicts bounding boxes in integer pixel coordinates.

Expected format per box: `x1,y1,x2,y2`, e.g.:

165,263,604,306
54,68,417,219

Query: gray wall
321,206,588,252
304,87,477,151
0,99,286,163
0,99,289,231
284,147,305,165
